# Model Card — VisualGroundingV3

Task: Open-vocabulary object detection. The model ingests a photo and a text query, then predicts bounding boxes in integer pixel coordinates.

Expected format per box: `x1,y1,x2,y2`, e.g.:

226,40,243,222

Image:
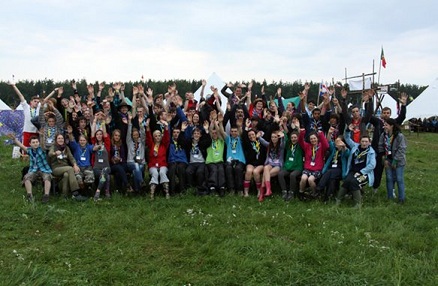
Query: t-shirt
22,101,40,133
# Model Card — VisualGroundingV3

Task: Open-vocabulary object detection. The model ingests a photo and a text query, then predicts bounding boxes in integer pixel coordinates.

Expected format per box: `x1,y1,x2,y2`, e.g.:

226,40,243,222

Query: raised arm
9,83,26,103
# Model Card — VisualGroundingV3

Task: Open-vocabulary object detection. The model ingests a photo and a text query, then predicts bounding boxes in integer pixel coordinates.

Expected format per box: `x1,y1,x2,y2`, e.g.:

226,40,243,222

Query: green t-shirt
206,138,225,164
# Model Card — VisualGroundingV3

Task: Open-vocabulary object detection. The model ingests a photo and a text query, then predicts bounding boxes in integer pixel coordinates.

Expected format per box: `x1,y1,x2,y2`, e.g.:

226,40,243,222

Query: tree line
0,78,427,109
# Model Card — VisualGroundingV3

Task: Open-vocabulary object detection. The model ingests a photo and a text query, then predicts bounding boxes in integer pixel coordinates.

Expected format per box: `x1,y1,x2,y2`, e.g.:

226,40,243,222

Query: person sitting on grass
8,134,52,203
297,120,329,198
315,128,350,202
146,116,170,200
278,127,304,201
48,133,87,201
336,124,376,208
67,128,94,193
91,117,111,201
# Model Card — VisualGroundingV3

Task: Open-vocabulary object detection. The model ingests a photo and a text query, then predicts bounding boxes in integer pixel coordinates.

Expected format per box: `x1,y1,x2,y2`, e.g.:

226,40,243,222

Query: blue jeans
127,162,144,192
385,165,405,201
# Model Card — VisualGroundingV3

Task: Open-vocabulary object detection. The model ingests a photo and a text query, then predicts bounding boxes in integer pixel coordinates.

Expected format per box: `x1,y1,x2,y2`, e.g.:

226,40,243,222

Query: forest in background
0,78,427,108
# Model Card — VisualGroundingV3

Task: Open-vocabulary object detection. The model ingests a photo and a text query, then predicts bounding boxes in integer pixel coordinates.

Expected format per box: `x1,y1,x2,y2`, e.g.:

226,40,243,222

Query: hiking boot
219,187,226,197
26,194,34,203
73,194,88,202
41,194,49,204
93,192,101,202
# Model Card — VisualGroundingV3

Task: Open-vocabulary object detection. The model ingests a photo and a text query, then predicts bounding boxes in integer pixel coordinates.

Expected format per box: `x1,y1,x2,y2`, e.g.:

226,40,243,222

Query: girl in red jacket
146,120,170,199
297,121,329,197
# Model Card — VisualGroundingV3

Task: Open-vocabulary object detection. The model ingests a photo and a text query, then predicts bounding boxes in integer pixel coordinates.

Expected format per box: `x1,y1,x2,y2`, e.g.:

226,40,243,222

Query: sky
0,0,437,87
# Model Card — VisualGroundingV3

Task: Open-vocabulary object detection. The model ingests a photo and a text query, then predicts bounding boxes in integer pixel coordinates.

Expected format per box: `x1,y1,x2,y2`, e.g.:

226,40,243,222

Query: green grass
0,133,437,285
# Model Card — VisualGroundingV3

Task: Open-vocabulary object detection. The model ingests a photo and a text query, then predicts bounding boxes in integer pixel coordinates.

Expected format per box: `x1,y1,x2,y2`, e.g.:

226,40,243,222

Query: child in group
8,134,52,203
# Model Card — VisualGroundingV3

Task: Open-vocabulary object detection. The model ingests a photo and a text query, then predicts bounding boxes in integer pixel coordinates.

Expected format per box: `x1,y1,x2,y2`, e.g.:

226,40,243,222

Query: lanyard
333,150,339,164
191,142,199,154
230,138,238,150
311,145,319,162
30,108,36,118
355,148,369,159
173,140,180,151
81,147,87,157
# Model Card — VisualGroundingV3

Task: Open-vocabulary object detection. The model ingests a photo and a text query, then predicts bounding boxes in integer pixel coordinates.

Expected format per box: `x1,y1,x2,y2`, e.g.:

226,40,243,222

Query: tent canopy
0,99,11,111
194,72,230,112
406,77,438,120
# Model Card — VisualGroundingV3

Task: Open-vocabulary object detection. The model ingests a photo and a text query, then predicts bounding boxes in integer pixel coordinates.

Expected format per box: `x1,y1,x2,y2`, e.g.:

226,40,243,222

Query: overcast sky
0,0,436,87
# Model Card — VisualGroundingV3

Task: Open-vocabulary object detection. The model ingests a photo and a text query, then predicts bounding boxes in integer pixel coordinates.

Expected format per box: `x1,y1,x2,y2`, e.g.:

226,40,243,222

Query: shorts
23,171,52,184
302,169,322,179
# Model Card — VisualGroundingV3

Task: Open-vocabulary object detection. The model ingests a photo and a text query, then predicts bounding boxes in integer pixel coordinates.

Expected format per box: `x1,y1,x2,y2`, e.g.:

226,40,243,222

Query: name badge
193,154,199,158
47,138,53,144
136,156,140,161
289,157,294,162
387,151,392,155
80,157,86,161
232,150,237,154
332,164,337,168
98,159,104,163
155,163,159,167
310,162,315,166
214,152,220,156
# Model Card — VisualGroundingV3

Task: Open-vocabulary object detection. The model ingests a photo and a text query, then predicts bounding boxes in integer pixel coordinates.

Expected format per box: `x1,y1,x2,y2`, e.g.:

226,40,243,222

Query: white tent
406,77,438,120
0,99,11,111
194,72,231,112
15,102,23,110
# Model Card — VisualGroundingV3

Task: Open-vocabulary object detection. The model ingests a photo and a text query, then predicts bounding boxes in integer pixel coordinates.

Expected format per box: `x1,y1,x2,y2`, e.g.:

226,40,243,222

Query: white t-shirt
21,101,40,133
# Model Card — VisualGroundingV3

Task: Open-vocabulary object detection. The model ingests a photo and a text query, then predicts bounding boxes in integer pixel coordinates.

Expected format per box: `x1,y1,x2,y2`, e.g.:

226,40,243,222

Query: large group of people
8,80,408,207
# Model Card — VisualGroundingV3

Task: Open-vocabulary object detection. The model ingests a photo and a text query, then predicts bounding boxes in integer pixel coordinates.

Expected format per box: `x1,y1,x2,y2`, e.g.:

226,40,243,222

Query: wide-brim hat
253,98,265,106
117,100,132,111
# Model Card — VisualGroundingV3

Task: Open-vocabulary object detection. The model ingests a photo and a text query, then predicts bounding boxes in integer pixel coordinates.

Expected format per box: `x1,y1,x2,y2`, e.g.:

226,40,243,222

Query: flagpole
378,46,382,85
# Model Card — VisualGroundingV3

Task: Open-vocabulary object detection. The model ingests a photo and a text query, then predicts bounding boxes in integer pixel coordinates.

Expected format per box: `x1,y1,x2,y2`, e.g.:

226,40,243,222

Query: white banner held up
349,77,372,91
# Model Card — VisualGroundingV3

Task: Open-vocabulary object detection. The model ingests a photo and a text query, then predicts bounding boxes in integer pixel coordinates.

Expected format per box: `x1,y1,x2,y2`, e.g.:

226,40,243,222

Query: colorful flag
381,48,387,68
319,81,328,97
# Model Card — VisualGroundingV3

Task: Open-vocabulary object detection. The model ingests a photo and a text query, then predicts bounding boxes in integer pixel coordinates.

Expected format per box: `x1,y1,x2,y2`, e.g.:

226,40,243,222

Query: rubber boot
163,182,170,199
352,190,362,209
150,184,156,200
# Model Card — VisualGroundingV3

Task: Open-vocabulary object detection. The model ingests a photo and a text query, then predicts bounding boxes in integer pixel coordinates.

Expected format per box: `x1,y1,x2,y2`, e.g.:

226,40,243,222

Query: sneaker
41,194,49,204
282,190,288,200
286,191,294,201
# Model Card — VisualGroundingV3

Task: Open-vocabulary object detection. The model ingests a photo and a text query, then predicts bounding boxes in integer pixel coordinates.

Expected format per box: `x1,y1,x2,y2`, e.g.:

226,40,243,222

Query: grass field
0,133,437,286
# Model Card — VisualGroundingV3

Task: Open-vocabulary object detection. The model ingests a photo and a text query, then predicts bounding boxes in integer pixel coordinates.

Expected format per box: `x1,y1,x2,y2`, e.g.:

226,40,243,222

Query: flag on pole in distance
381,48,387,68
319,81,328,96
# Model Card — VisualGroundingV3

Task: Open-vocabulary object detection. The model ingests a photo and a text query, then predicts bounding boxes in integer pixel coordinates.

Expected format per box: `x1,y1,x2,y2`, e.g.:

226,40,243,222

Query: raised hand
71,80,77,90
57,86,64,95
277,87,282,97
99,82,105,91
87,84,94,95
202,79,207,87
399,92,408,105
113,82,121,91
181,121,188,131
248,80,253,91
203,120,209,130
133,86,138,95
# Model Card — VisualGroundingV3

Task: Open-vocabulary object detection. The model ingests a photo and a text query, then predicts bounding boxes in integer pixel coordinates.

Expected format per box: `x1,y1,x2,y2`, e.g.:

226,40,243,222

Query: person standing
10,83,41,147
378,118,407,203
